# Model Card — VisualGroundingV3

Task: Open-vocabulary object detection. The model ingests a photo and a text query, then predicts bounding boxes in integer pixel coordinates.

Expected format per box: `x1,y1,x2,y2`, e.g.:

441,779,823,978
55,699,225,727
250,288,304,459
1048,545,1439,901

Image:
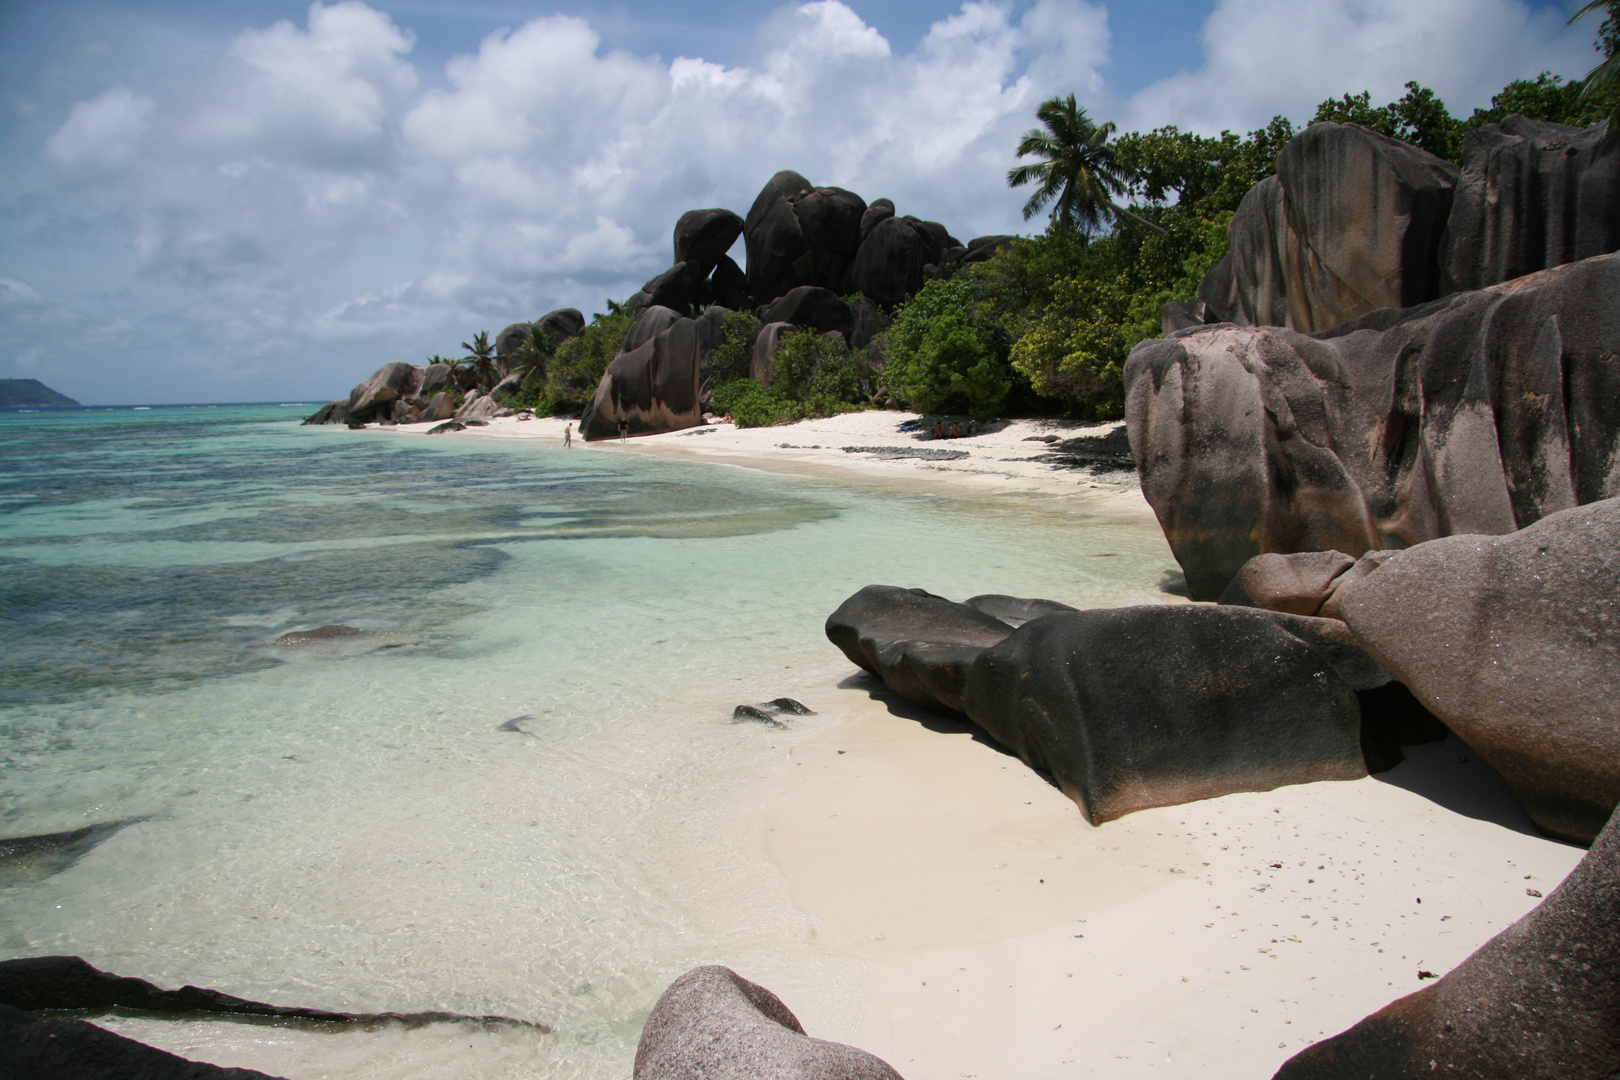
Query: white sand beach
361,410,1587,1079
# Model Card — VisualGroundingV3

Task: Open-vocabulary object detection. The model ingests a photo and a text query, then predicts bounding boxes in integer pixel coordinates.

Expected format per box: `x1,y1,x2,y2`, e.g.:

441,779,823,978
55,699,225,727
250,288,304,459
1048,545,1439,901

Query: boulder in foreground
634,965,904,1080
0,1003,281,1080
1274,805,1620,1078
1337,498,1620,844
962,605,1369,824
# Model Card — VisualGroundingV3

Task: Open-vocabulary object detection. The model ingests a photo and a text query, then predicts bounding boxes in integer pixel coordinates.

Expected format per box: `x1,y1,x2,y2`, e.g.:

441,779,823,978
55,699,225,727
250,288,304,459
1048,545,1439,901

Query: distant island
0,379,80,408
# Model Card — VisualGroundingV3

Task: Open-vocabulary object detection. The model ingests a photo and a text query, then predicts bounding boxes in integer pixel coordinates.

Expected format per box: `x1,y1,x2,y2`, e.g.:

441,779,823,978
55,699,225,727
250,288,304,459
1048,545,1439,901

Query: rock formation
1443,115,1620,293
1335,499,1620,844
0,1003,283,1080
496,308,586,358
1196,116,1617,333
633,965,905,1080
827,585,1406,824
1275,804,1620,1077
579,309,704,440
1126,251,1620,599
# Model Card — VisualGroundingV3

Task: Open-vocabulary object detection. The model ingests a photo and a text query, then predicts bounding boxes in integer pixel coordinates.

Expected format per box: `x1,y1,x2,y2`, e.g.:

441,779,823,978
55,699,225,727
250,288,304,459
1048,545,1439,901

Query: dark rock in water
633,965,904,1080
1219,551,1358,616
579,316,703,440
274,625,374,646
346,361,423,423
1274,805,1620,1078
0,955,547,1031
1356,682,1449,774
1443,115,1620,293
962,594,1078,628
426,419,465,435
674,208,745,274
840,446,969,461
826,585,1017,716
302,400,350,426
498,714,536,735
960,605,1367,824
0,1002,283,1080
1337,498,1620,844
847,216,927,306
731,698,815,726
758,286,854,340
1125,252,1620,599
0,819,147,883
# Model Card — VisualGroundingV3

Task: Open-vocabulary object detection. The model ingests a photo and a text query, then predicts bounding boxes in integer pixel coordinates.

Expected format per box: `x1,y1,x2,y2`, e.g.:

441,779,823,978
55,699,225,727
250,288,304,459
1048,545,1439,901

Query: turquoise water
0,405,1177,1077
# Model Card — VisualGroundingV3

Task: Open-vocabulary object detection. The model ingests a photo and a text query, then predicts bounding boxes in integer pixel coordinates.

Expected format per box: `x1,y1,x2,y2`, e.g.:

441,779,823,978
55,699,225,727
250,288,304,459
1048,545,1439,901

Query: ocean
0,404,1178,1078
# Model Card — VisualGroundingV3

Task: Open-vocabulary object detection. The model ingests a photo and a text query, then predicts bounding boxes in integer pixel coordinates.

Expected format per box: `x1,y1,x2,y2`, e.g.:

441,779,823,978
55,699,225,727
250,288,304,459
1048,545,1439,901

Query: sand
367,410,1587,1079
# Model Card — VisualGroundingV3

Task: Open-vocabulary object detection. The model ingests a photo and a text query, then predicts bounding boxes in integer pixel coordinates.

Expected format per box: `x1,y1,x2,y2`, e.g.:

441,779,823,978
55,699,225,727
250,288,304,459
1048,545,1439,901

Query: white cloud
1124,0,1596,133
45,86,155,170
7,0,1603,404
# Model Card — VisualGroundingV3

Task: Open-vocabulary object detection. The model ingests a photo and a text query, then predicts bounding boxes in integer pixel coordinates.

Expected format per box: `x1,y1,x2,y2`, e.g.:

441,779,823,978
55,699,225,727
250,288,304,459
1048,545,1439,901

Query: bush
540,309,633,414
712,380,800,428
882,277,1012,419
767,329,861,415
704,310,761,387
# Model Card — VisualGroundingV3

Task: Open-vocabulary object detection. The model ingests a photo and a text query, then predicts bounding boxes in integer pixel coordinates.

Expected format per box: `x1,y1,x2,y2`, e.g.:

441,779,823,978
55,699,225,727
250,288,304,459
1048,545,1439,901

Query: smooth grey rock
0,1003,283,1080
859,198,894,241
642,261,707,314
849,296,891,351
633,965,904,1080
1219,551,1358,615
579,317,703,440
960,234,1014,264
1337,499,1620,843
750,322,793,385
455,393,499,421
846,216,927,306
745,171,814,304
709,253,751,311
962,594,1078,627
346,361,423,423
960,605,1367,824
758,286,855,340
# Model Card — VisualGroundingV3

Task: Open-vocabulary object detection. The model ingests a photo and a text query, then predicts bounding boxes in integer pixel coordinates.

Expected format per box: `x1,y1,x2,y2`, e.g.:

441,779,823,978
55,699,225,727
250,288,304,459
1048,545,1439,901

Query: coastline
342,410,1585,1078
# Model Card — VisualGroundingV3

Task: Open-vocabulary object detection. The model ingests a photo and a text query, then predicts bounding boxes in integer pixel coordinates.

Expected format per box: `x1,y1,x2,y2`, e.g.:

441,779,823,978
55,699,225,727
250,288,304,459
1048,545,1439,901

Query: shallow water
0,405,1178,1077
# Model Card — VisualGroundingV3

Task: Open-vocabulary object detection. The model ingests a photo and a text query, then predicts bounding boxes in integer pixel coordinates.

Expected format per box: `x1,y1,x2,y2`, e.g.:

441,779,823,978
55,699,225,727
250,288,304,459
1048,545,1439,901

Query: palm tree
1571,1,1620,126
1007,95,1155,237
460,331,498,391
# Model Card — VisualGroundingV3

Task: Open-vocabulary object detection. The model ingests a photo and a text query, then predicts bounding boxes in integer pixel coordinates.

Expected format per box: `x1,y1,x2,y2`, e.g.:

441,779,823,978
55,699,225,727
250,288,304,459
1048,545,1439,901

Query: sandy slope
370,410,1586,1079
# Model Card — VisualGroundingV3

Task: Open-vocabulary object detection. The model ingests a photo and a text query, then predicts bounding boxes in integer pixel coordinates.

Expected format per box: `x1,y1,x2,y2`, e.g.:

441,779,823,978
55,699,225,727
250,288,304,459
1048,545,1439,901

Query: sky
0,0,1606,405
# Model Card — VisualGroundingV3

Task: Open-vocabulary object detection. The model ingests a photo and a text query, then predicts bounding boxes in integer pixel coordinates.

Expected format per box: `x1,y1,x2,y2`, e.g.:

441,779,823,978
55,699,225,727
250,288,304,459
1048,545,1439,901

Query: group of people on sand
929,418,974,440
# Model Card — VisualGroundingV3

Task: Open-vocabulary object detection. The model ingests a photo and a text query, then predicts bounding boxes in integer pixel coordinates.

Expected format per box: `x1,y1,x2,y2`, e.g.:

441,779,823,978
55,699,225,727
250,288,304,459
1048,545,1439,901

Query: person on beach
618,418,628,442
564,423,572,448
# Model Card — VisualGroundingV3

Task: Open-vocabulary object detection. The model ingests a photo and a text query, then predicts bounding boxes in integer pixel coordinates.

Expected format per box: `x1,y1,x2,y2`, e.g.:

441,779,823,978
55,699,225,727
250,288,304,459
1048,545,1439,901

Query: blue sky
0,0,1605,404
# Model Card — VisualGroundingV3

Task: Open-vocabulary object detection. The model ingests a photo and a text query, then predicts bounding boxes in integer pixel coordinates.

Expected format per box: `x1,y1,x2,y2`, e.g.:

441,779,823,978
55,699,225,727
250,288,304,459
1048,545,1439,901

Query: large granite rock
709,253,751,311
633,965,904,1080
346,361,423,423
849,296,891,351
1443,115,1620,293
0,1003,282,1080
846,216,928,306
758,286,855,340
1274,805,1620,1077
495,309,585,358
1336,499,1620,843
960,605,1369,824
744,170,814,304
1219,551,1358,616
1201,122,1459,332
1126,252,1620,599
642,261,708,314
825,585,1017,716
673,208,744,274
859,198,894,240
580,316,704,440
749,321,793,385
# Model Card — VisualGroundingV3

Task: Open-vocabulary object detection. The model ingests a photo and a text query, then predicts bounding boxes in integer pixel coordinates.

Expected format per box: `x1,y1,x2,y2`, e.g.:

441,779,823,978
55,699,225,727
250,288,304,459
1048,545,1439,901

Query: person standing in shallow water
564,423,572,448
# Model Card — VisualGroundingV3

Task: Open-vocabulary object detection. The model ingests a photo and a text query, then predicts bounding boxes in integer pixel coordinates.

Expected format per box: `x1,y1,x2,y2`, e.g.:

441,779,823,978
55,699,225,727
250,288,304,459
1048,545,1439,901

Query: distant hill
0,379,80,408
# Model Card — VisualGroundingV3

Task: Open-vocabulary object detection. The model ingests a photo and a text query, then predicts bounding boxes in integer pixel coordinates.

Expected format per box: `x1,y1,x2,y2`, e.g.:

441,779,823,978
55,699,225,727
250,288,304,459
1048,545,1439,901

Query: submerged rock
633,965,904,1080
0,1003,283,1080
274,625,375,646
731,698,815,727
0,818,148,883
1274,805,1620,1077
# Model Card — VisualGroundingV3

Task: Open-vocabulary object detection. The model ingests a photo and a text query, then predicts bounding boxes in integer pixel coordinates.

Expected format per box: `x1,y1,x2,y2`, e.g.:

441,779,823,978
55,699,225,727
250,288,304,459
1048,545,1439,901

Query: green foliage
1468,72,1612,128
539,309,633,415
881,277,1011,419
711,380,801,428
768,329,863,416
1571,0,1620,126
1007,95,1141,235
1313,82,1464,161
704,310,761,387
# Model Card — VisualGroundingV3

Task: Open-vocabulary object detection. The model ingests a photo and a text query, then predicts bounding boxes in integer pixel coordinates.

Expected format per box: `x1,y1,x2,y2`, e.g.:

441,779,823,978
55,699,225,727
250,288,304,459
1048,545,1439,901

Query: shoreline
346,409,1584,1077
